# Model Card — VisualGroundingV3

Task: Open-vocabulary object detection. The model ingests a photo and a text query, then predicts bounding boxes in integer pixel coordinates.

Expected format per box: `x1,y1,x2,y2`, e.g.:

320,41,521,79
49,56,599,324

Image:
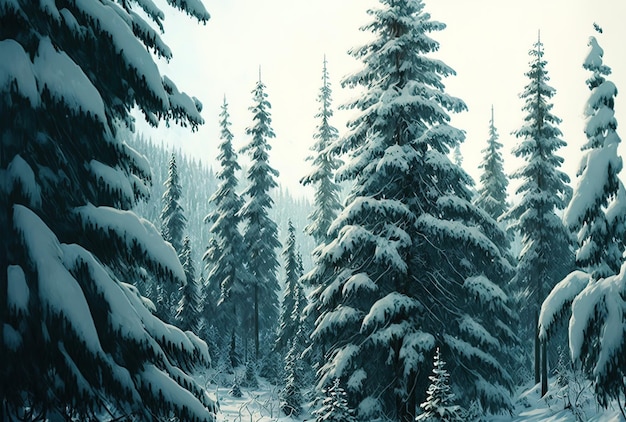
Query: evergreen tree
240,73,281,361
452,144,463,167
204,97,250,354
161,153,187,255
0,0,216,420
275,219,304,354
505,35,574,395
416,348,464,422
305,1,515,419
301,56,343,244
540,27,626,412
313,378,357,422
474,106,509,221
176,236,203,333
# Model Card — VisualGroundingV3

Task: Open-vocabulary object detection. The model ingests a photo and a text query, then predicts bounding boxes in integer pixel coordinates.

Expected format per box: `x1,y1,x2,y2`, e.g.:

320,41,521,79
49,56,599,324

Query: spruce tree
240,73,281,361
540,27,626,412
474,106,509,221
204,97,250,354
416,348,464,422
305,1,515,419
505,35,574,395
176,236,203,333
301,56,343,244
161,153,187,255
313,378,357,422
0,0,215,420
275,219,304,355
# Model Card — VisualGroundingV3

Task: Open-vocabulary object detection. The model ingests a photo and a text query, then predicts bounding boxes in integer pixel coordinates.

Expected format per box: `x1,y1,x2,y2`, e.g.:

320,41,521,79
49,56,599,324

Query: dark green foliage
240,76,281,361
176,236,203,333
313,378,356,422
0,0,215,420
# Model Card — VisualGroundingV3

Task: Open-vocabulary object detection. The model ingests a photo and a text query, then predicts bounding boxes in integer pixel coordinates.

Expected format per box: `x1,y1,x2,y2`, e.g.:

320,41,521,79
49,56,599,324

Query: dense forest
1,0,626,421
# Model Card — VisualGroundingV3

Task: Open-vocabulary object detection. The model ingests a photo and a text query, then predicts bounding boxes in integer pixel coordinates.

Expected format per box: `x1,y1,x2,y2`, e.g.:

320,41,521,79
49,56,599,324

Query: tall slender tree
161,153,187,255
204,97,250,353
474,106,509,221
176,236,203,333
0,0,216,420
301,56,343,244
305,1,515,419
505,35,574,395
540,26,626,413
240,73,281,361
275,220,304,355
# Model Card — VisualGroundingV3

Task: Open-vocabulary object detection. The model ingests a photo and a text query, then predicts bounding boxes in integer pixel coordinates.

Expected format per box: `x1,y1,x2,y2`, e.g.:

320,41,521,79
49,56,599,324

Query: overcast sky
137,0,626,200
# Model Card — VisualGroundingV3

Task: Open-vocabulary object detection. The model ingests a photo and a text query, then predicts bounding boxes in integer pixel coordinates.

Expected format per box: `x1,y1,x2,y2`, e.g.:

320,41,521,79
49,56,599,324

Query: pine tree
204,97,250,355
452,144,463,167
0,0,215,420
301,56,343,244
176,236,203,333
313,378,357,422
416,348,464,422
505,35,574,395
161,153,187,255
240,73,281,361
275,219,304,354
540,27,626,413
474,106,509,221
305,1,515,419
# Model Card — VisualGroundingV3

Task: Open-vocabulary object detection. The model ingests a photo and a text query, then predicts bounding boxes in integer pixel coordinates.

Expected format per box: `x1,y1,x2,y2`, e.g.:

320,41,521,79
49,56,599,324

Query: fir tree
505,35,574,395
275,219,304,354
416,348,464,422
452,144,463,167
240,73,281,361
176,236,203,333
313,378,357,422
161,153,187,255
540,27,626,414
301,56,343,244
204,97,250,354
305,1,515,419
0,0,215,420
474,106,509,221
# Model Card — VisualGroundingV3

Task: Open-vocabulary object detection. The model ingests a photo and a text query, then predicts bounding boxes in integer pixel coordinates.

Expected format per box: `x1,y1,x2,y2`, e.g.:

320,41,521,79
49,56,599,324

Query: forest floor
196,369,624,422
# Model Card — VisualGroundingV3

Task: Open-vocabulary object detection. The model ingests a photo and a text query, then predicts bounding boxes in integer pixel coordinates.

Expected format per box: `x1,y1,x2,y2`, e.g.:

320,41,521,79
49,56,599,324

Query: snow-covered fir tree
0,0,216,420
474,106,509,221
540,27,626,412
161,153,187,255
304,1,515,419
301,56,343,244
275,220,305,355
416,348,464,422
158,153,187,321
204,97,251,355
240,73,281,361
176,236,203,333
452,144,463,167
280,304,308,417
505,35,574,394
313,378,357,422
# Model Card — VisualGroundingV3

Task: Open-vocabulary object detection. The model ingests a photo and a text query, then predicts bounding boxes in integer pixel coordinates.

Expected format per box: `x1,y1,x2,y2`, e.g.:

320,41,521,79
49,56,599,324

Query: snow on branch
539,270,589,341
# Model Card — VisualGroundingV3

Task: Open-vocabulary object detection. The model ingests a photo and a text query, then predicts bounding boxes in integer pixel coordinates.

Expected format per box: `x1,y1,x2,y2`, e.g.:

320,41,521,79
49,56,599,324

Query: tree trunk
534,311,540,385
254,284,259,361
541,339,548,396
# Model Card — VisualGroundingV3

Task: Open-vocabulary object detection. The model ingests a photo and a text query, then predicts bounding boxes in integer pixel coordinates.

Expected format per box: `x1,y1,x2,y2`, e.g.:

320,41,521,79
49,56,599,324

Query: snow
7,154,41,208
583,36,604,70
313,305,361,338
89,160,134,202
459,315,500,349
75,204,185,283
361,292,420,331
464,275,508,306
7,265,29,314
539,270,590,341
341,272,377,296
376,144,411,173
34,36,106,122
13,204,103,353
585,80,618,116
0,39,39,105
347,368,367,392
140,364,213,419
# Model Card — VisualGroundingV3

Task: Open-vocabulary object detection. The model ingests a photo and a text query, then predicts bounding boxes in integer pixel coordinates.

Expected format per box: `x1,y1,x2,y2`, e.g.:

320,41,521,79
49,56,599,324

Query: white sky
137,0,626,200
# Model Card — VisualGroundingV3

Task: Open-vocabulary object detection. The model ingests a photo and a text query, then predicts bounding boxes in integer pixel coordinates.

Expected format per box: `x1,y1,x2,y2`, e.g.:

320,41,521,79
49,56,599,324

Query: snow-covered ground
196,368,624,422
